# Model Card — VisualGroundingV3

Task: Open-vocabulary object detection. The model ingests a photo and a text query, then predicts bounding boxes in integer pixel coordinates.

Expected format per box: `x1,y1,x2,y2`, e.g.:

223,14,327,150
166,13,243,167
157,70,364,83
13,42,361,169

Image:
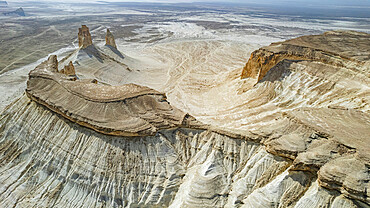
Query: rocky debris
78,25,93,48
265,133,308,160
60,61,76,76
105,29,117,49
241,31,370,82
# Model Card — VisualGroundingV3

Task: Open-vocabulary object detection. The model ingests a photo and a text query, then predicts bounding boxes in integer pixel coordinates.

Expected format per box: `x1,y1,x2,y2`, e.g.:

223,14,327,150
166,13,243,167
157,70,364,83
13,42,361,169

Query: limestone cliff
1,93,368,207
26,56,202,136
105,28,117,49
0,31,369,208
78,25,93,48
241,31,370,82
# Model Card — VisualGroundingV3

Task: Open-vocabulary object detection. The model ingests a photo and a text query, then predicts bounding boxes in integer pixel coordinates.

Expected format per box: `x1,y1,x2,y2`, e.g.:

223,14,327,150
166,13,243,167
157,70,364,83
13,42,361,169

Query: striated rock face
0,97,288,208
105,28,117,49
26,56,201,136
60,61,76,76
241,31,370,82
1,95,369,208
78,25,93,48
261,108,370,204
0,30,369,208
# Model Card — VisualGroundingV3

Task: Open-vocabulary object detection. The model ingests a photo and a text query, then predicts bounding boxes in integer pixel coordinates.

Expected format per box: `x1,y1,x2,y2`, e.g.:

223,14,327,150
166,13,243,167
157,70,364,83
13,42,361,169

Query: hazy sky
7,0,370,7
6,0,370,4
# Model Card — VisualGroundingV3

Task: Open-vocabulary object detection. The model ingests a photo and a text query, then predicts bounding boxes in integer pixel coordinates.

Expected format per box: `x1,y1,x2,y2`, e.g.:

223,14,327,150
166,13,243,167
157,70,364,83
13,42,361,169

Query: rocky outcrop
26,55,203,136
60,61,76,76
241,31,370,82
0,31,369,207
0,99,290,208
78,25,93,48
105,29,117,48
261,108,370,204
1,94,369,207
42,55,58,72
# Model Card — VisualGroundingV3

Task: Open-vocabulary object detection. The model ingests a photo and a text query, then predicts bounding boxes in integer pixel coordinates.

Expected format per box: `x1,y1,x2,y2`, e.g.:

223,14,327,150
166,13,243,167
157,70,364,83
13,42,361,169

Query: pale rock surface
241,31,370,82
26,56,201,136
0,30,369,207
45,54,58,72
0,95,291,208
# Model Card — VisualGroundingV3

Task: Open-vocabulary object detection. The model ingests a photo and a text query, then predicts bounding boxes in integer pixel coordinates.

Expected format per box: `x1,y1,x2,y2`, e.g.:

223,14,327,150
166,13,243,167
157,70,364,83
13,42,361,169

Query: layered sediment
241,31,370,82
26,56,201,136
261,108,370,204
0,30,369,207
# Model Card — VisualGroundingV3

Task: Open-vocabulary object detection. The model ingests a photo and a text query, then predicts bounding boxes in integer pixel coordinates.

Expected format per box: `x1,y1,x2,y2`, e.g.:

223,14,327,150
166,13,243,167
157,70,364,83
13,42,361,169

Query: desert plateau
0,1,369,207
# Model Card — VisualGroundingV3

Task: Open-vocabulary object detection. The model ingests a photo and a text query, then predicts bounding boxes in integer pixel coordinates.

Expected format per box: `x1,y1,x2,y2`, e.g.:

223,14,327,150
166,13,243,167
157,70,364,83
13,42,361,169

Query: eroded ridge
241,30,370,82
1,29,370,207
26,55,202,136
260,108,370,204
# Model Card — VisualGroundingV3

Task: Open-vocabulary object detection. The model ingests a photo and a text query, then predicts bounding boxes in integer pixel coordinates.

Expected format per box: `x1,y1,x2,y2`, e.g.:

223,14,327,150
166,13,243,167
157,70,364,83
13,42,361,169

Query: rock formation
78,25,93,48
105,28,117,48
71,25,129,83
0,30,369,207
41,54,58,72
261,108,370,204
241,31,370,82
26,55,203,136
60,61,76,76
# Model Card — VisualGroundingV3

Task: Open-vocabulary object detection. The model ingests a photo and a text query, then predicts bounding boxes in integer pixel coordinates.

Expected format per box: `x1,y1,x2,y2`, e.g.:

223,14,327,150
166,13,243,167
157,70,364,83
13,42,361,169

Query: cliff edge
26,55,202,136
241,31,370,82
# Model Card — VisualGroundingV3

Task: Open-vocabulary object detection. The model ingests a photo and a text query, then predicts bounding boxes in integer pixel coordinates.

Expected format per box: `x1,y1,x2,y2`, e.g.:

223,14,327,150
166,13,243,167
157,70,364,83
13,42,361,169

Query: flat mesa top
30,70,163,103
268,31,370,62
26,56,201,136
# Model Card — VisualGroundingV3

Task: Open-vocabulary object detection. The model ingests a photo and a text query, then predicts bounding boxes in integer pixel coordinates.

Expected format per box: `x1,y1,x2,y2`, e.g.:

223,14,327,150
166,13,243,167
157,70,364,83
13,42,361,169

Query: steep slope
2,95,369,208
58,26,131,85
241,30,370,82
26,55,200,136
0,30,369,208
149,32,369,132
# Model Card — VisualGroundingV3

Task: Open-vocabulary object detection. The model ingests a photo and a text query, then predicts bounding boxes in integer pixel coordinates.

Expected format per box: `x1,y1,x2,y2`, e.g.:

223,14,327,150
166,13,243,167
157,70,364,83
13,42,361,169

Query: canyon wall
0,30,369,207
241,31,370,82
